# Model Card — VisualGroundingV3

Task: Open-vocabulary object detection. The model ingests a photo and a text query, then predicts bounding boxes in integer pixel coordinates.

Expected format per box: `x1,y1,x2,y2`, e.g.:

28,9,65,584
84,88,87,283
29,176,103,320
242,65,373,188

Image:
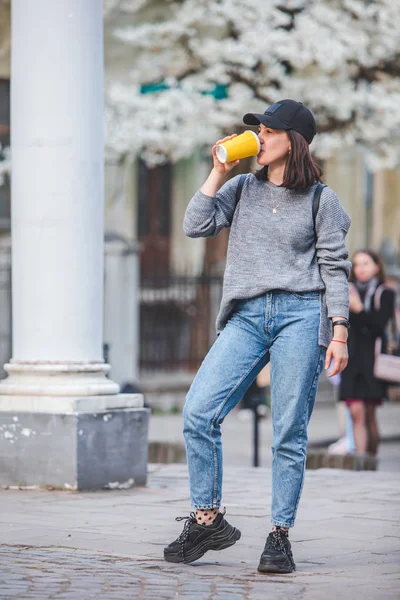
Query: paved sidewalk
1,464,400,599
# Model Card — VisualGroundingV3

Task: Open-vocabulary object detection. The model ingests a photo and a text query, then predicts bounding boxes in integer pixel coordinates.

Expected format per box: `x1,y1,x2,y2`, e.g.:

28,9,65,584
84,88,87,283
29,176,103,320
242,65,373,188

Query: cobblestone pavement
0,545,309,600
1,465,400,599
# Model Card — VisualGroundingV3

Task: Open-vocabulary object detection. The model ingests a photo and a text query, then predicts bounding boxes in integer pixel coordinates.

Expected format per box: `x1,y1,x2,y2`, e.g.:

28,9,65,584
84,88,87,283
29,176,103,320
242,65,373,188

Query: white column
0,0,121,404
104,236,140,387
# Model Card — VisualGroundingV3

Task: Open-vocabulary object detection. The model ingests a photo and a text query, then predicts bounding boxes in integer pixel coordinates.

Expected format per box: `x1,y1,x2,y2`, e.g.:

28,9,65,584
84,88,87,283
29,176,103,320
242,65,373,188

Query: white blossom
2,0,400,185
104,0,400,169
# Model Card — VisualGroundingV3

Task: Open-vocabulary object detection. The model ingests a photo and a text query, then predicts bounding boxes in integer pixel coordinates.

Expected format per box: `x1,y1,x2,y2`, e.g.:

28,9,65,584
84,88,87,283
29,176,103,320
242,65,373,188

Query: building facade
0,2,399,382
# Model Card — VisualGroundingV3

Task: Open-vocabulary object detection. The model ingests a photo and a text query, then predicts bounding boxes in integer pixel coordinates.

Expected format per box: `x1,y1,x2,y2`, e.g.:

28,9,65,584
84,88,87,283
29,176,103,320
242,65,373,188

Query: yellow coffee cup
216,130,260,163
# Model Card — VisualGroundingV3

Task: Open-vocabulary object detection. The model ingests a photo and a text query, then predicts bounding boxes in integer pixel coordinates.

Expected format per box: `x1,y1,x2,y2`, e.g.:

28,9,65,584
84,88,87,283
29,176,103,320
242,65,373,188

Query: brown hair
349,249,387,284
255,130,323,190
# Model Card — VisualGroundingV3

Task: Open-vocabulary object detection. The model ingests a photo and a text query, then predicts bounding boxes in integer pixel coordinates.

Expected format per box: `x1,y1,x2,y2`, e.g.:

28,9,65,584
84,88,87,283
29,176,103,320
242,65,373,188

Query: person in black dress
340,249,396,455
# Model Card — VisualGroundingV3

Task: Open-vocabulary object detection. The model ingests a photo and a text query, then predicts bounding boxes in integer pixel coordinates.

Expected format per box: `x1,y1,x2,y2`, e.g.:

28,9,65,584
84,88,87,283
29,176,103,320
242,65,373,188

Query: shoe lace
175,512,197,556
269,528,287,552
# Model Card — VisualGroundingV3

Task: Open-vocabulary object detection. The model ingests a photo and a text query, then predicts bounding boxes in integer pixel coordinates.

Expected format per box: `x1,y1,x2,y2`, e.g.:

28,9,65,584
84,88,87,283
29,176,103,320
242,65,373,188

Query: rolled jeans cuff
271,519,294,529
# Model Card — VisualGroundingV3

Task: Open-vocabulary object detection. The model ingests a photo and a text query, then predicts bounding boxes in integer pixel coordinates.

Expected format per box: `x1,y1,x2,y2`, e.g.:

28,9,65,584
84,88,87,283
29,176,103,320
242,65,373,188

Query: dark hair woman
164,100,351,573
254,129,322,189
339,249,396,456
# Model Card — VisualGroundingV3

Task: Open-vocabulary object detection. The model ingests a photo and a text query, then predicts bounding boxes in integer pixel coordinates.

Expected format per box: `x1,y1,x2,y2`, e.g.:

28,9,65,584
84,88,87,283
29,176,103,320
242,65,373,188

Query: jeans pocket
292,291,320,301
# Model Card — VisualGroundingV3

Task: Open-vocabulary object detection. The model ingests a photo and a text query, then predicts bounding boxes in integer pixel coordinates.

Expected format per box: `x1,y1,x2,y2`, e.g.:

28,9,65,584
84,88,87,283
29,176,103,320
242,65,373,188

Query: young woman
339,250,396,456
164,99,351,573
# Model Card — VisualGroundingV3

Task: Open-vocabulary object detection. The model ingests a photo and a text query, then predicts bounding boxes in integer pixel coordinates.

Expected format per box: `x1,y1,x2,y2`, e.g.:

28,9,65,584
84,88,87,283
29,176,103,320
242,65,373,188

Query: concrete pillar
0,0,149,490
104,234,140,387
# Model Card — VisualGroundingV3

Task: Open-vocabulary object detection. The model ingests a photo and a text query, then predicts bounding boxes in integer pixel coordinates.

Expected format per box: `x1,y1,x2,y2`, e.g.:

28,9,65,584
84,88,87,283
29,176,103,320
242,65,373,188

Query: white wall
324,147,367,254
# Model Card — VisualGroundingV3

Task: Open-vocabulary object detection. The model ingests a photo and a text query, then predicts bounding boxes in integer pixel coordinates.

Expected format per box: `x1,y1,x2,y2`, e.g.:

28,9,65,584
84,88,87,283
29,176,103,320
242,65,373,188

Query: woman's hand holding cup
201,134,244,197
212,135,240,174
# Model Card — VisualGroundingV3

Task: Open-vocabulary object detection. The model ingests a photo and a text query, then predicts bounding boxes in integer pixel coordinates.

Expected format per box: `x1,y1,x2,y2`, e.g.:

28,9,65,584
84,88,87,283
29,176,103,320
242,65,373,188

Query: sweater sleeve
183,175,243,238
350,288,395,336
315,187,352,318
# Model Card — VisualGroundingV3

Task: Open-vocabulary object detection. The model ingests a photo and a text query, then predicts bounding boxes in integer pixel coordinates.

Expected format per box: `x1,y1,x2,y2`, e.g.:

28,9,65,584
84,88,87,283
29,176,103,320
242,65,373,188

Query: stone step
306,451,377,471
148,441,186,464
148,441,378,472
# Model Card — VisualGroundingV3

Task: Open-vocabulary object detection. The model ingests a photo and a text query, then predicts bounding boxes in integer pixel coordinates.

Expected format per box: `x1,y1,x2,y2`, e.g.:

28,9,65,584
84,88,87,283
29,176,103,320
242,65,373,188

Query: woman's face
256,124,290,166
352,252,380,282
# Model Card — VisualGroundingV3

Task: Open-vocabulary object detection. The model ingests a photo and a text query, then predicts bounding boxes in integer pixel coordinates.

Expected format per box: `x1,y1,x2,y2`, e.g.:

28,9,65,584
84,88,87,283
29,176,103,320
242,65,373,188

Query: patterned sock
195,508,219,525
272,526,289,535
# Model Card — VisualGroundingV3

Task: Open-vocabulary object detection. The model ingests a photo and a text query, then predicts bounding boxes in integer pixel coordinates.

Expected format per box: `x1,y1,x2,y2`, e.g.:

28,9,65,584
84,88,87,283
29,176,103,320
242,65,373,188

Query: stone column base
0,395,150,490
0,361,120,397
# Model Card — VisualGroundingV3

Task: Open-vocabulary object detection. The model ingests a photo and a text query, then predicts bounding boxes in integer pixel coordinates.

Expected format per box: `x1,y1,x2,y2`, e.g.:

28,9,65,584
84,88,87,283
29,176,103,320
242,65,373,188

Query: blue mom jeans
183,291,326,528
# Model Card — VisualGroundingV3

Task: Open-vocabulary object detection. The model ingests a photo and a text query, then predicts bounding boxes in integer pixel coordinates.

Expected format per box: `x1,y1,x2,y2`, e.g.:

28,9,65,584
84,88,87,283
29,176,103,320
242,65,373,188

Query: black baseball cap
243,99,316,144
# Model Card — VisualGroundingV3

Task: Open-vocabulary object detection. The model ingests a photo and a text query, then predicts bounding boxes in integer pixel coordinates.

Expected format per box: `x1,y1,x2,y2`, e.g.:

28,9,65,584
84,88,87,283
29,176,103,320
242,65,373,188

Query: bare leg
348,401,367,454
366,403,380,456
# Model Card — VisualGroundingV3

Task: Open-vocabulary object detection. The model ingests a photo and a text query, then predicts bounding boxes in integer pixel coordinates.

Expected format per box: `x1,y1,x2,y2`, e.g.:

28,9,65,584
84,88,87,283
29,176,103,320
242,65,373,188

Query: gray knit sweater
184,173,351,347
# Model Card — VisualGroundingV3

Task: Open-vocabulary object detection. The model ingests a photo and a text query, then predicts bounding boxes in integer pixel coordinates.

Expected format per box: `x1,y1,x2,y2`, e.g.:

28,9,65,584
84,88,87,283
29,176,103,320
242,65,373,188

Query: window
137,159,172,276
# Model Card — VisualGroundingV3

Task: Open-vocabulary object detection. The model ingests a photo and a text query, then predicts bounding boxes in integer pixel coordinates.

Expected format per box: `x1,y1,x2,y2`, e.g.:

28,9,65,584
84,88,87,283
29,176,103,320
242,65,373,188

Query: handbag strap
313,183,326,230
235,174,247,205
373,283,399,354
374,284,387,311
374,285,385,358
312,183,326,243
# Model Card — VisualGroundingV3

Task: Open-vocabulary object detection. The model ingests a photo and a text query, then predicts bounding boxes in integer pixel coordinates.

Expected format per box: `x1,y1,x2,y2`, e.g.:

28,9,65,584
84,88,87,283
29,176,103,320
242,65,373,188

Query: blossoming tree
104,0,400,169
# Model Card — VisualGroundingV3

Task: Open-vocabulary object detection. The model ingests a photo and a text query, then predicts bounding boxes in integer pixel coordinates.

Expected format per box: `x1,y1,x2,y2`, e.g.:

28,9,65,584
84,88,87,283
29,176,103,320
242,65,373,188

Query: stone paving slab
1,464,400,599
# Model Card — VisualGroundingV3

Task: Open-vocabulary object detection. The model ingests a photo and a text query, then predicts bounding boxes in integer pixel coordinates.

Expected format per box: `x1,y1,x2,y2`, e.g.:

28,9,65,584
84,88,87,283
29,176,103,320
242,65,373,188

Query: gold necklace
270,187,288,214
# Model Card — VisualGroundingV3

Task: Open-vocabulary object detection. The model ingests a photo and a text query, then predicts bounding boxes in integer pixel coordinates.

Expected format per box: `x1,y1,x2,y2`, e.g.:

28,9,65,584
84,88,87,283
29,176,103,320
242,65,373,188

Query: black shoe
164,510,241,564
257,527,296,574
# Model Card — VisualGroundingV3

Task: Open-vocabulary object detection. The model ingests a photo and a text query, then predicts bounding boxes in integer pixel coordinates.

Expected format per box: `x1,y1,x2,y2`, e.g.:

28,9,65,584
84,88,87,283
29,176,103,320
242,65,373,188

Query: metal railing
0,239,223,377
139,273,223,373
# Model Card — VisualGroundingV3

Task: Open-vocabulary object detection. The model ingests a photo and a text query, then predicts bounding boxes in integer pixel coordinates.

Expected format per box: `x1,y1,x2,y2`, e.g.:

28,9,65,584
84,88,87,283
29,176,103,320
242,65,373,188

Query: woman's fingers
226,159,240,169
328,356,340,377
212,145,240,172
212,135,239,170
215,134,238,145
328,357,348,378
326,343,348,377
324,347,332,371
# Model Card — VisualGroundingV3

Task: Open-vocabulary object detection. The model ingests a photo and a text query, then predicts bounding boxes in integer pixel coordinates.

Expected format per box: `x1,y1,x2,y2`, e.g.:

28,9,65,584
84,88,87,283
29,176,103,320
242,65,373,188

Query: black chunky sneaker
164,510,241,564
257,527,296,574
